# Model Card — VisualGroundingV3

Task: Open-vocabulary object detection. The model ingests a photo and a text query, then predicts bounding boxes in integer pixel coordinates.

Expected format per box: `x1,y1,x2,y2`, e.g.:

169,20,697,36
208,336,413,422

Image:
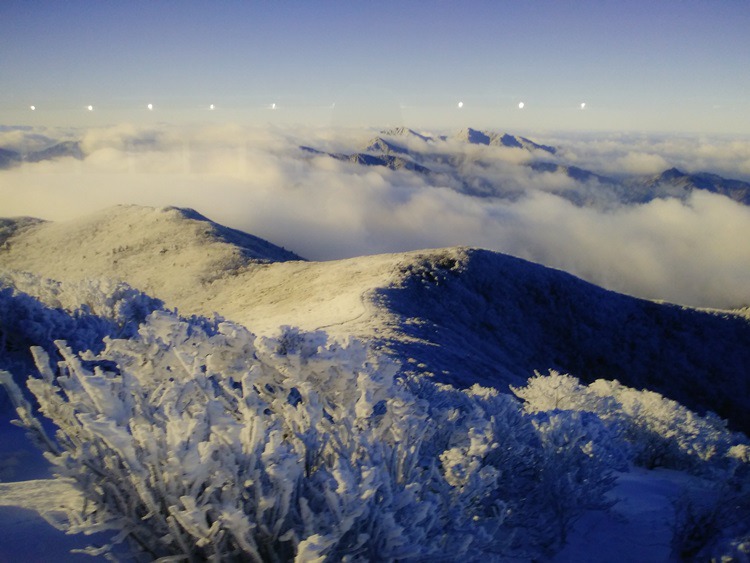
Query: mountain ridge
0,141,83,169
298,131,750,208
450,127,557,154
2,205,749,433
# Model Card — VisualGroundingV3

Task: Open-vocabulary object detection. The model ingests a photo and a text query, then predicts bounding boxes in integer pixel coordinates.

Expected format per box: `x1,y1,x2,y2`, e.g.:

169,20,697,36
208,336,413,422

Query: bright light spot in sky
209,104,215,110
147,103,153,111
580,102,586,110
87,105,94,111
271,103,276,110
457,101,464,108
29,105,35,111
518,102,525,109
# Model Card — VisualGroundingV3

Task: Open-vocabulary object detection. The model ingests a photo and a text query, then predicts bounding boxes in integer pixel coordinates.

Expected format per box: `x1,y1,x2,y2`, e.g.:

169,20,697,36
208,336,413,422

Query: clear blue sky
2,0,749,133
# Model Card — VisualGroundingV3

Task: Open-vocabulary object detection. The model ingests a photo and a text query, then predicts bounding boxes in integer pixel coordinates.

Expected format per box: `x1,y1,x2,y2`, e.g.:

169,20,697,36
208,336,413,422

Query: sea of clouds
1,123,749,309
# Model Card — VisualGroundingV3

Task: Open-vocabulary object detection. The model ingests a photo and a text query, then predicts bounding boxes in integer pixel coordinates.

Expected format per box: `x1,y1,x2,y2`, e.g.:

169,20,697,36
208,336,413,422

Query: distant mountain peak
452,128,557,154
659,167,687,180
454,127,492,145
379,127,432,141
362,137,408,154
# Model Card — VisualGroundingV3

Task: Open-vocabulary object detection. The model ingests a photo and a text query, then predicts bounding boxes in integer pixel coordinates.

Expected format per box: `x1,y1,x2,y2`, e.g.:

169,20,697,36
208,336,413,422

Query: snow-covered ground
553,469,702,563
0,459,712,562
0,425,111,561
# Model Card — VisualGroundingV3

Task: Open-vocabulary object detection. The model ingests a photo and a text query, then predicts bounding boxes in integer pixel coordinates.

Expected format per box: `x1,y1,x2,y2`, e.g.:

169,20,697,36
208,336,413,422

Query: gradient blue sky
2,0,749,133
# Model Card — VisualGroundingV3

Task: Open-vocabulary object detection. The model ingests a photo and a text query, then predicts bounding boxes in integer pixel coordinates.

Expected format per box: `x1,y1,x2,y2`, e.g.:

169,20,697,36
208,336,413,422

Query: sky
1,1,750,310
2,0,750,134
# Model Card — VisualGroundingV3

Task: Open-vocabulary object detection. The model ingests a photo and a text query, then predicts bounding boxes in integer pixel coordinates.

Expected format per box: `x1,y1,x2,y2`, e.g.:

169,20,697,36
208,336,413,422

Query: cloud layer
1,124,749,309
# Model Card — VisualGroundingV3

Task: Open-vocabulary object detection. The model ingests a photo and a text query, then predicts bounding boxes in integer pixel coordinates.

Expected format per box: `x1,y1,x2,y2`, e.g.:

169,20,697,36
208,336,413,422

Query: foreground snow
0,477,109,561
554,469,698,563
0,469,706,562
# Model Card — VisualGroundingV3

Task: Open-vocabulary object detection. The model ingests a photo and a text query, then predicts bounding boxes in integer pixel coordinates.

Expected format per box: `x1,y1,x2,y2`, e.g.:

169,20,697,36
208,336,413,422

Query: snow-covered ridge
0,205,301,307
2,205,749,434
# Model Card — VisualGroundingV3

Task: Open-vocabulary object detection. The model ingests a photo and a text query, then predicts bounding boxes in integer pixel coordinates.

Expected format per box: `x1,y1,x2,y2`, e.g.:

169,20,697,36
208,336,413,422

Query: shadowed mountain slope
373,248,750,431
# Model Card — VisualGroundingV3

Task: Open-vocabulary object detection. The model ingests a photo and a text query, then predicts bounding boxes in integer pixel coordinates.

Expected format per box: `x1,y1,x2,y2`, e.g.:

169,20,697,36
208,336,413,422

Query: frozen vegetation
1,283,748,561
0,206,749,560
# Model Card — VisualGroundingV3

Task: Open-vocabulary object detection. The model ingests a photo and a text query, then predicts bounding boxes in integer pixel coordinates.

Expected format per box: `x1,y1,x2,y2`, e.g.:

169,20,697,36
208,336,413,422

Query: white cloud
551,132,750,181
610,152,670,175
1,124,749,309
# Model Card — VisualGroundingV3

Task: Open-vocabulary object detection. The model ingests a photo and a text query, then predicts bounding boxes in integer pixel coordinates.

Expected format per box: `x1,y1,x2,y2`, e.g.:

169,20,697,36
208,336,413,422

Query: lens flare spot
518,102,525,109
87,105,94,111
457,101,464,108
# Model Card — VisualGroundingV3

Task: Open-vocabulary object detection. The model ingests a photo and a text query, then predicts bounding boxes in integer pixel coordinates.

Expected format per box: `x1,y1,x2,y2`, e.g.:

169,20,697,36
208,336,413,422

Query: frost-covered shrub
513,371,745,474
5,313,520,560
513,371,750,558
0,275,163,411
0,285,108,409
0,274,163,361
404,378,618,556
511,371,605,413
526,410,617,548
671,469,750,561
588,379,737,472
2,310,625,561
0,271,163,339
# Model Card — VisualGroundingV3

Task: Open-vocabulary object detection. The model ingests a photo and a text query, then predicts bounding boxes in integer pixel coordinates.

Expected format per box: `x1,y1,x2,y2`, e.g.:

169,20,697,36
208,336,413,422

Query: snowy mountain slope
299,145,430,173
378,127,433,141
622,167,750,205
2,206,750,433
23,141,84,163
0,205,301,309
0,216,46,246
374,248,750,432
361,136,411,155
529,161,616,185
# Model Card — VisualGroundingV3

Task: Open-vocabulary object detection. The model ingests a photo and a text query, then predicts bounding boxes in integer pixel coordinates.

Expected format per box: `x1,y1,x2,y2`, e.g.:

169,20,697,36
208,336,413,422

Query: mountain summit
0,205,302,306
